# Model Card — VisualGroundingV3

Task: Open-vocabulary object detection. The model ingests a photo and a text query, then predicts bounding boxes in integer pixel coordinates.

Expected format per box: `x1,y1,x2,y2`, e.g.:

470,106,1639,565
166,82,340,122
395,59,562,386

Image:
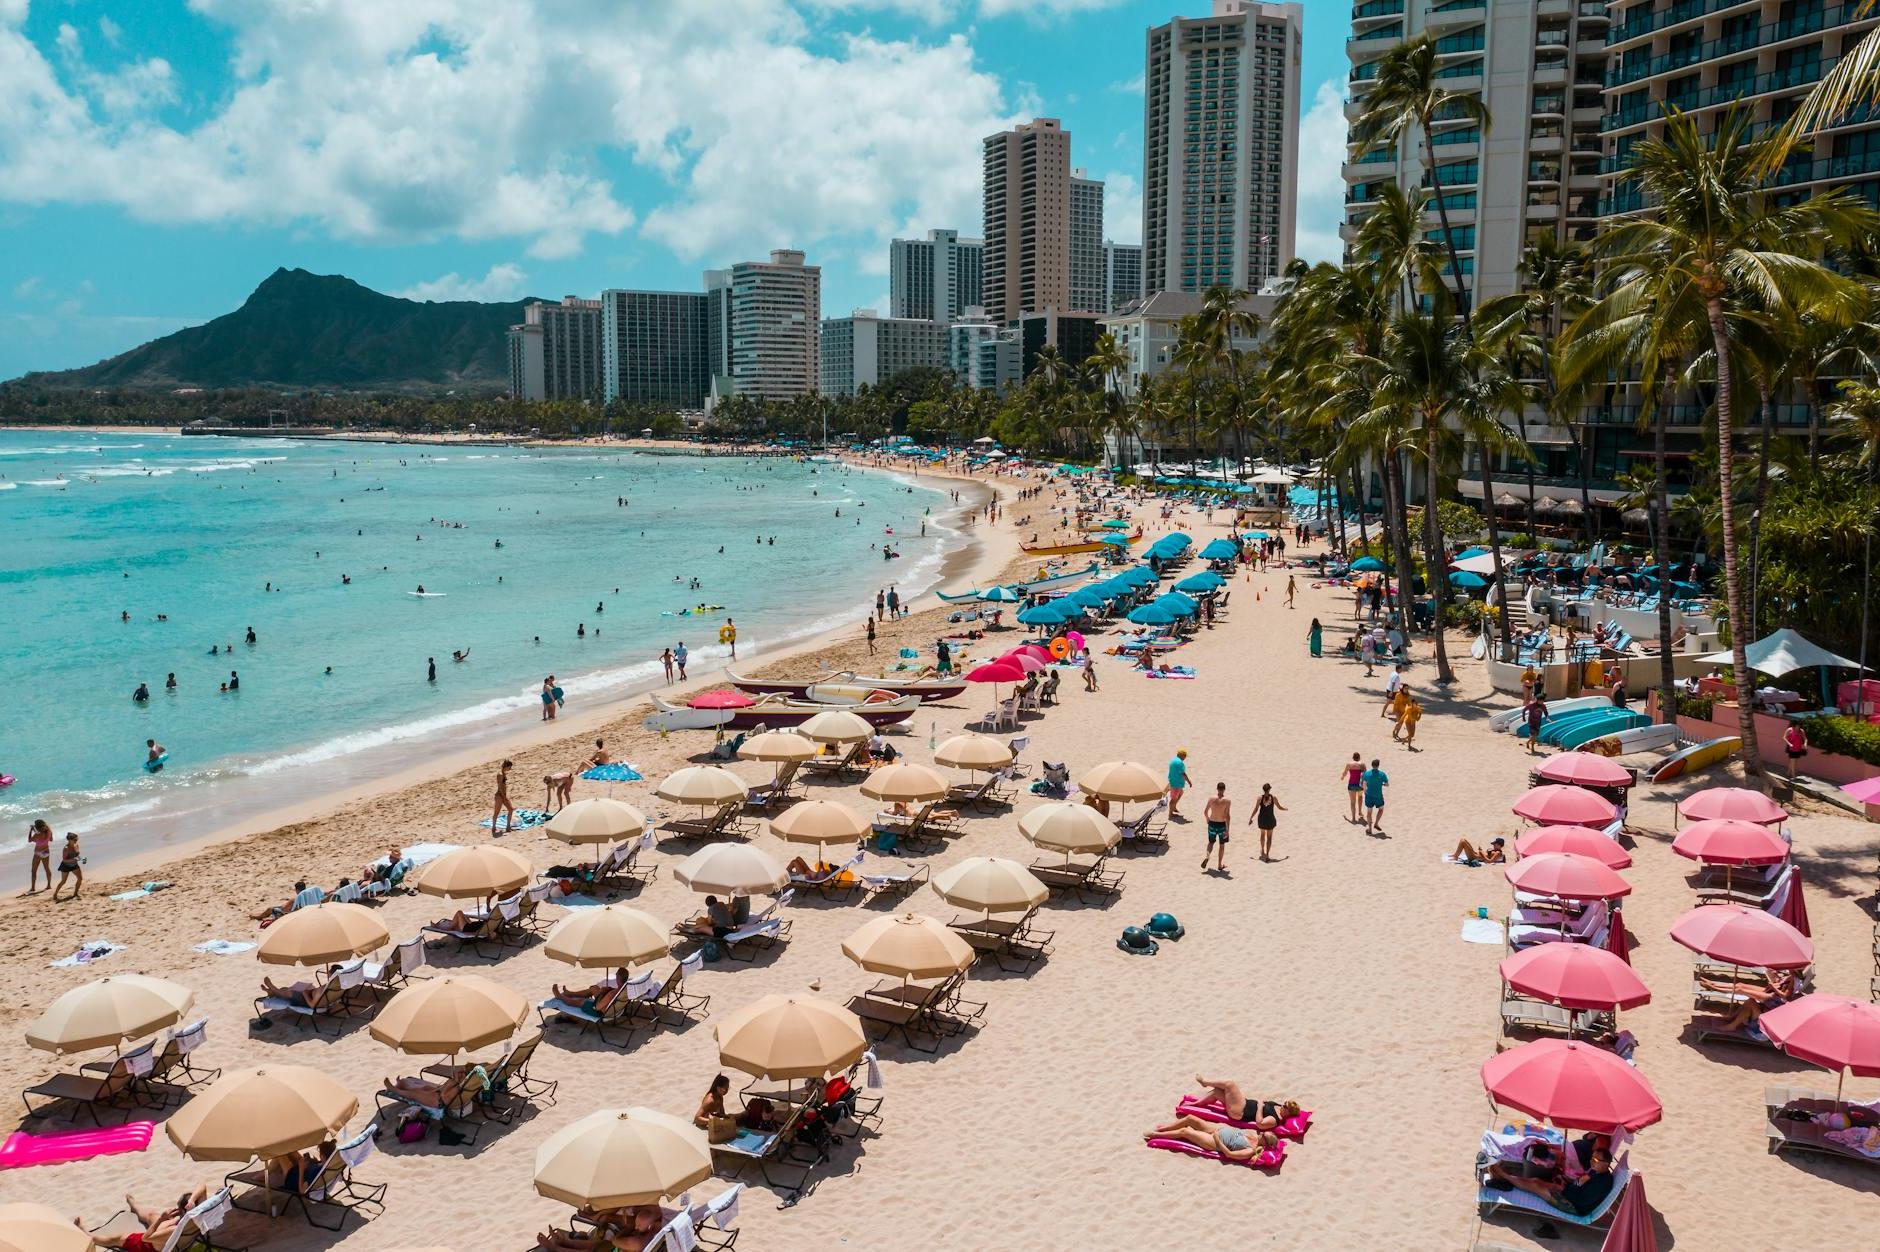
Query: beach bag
396,1119,427,1144
874,828,899,854
701,939,723,963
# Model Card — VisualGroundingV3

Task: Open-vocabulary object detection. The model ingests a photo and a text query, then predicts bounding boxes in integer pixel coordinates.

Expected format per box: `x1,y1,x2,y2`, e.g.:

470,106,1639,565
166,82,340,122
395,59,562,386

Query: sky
0,0,1352,381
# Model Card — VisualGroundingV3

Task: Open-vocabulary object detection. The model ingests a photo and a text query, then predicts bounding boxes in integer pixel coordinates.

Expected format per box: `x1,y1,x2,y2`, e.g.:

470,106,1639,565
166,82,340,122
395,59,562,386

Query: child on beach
1399,699,1423,750
50,832,82,901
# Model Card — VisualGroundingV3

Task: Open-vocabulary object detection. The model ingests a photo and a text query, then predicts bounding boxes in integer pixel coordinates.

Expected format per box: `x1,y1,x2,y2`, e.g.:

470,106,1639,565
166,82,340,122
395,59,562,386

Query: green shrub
1801,715,1880,767
1675,694,1716,721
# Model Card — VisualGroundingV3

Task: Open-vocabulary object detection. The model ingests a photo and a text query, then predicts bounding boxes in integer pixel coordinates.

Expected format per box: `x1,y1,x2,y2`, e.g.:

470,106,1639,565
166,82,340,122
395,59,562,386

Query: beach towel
1460,918,1504,945
481,809,549,832
1175,1099,1313,1140
1143,667,1197,680
1826,1126,1880,1158
193,939,257,956
0,1122,154,1170
1146,1136,1285,1169
109,881,173,901
52,939,124,967
555,893,605,908
400,842,460,867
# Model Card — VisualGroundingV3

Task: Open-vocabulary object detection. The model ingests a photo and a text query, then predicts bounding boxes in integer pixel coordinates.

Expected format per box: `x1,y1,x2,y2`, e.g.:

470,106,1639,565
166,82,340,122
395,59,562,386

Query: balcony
1601,60,1833,133
1427,1,1487,30
1605,0,1761,50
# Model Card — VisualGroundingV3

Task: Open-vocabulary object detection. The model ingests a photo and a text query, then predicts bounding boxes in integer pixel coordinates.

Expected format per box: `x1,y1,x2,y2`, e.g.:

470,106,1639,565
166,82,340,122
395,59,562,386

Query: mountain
21,268,536,392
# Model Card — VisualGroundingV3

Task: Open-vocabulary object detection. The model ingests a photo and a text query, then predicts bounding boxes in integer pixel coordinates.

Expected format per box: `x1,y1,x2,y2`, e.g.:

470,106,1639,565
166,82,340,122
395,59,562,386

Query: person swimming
132,682,150,702
416,585,425,594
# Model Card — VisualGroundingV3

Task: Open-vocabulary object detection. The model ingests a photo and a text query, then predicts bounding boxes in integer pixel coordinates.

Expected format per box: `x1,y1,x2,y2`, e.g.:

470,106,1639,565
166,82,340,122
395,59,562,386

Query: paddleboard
1582,724,1681,757
142,752,169,773
643,707,734,733
1556,710,1649,750
1521,708,1613,742
407,591,447,598
1649,735,1742,784
1490,694,1609,733
1471,631,1488,661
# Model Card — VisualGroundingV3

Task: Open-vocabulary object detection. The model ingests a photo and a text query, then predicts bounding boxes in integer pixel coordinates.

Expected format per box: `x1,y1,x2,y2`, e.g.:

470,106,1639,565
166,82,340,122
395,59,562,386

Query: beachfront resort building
598,289,712,409
819,310,950,397
506,296,602,402
982,118,1075,324
889,229,984,324
704,250,821,404
1142,2,1303,297
1104,241,1145,312
1098,288,1274,398
1070,171,1108,313
945,308,1018,392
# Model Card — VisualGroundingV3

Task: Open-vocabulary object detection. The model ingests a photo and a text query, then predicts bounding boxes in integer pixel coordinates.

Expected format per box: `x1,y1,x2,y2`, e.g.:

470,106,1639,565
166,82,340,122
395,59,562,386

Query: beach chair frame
23,1055,140,1126
856,858,930,902
90,1186,247,1252
251,963,367,1034
1763,1085,1880,1167
628,952,712,1032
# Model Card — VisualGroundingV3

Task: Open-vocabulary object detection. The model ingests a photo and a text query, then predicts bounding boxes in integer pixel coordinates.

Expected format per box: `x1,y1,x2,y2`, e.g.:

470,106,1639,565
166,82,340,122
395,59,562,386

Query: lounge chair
803,742,868,780
847,990,943,1054
865,970,984,1036
1477,1152,1632,1230
374,1065,492,1144
359,937,427,999
856,855,930,902
424,1030,558,1117
1507,901,1608,950
138,1018,220,1101
1696,862,1792,908
583,832,658,895
711,1100,815,1194
89,1187,243,1252
876,803,962,853
746,760,802,811
569,1181,744,1251
949,910,1053,971
722,891,795,960
538,977,645,1046
1695,1018,1780,1050
946,776,998,811
421,901,509,956
227,1123,386,1228
1118,798,1169,850
974,696,1019,734
24,1053,141,1125
514,881,558,936
626,952,711,1032
252,963,366,1033
1029,854,1125,902
788,853,865,902
1764,1085,1880,1166
660,802,746,844
1498,995,1613,1039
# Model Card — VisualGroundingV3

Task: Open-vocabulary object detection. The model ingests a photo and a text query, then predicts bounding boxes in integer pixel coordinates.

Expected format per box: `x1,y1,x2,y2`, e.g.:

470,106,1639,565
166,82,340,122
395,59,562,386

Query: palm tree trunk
1652,383,1677,727
1748,382,1776,637
1351,463,1368,551
1861,459,1876,720
1425,133,1473,326
1516,405,1538,542
1706,299,1763,778
1478,438,1509,663
1386,453,1418,640
1423,440,1457,684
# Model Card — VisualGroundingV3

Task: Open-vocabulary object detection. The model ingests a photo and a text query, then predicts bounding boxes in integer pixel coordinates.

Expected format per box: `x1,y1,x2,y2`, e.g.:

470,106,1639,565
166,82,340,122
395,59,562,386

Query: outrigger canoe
936,561,1102,603
648,692,919,730
1019,533,1140,556
726,669,966,703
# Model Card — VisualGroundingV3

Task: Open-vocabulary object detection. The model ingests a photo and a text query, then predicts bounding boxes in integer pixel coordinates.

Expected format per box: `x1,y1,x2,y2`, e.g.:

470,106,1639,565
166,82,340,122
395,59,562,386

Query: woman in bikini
1143,1116,1279,1161
1184,1077,1301,1129
1340,753,1364,824
51,831,82,901
27,818,53,894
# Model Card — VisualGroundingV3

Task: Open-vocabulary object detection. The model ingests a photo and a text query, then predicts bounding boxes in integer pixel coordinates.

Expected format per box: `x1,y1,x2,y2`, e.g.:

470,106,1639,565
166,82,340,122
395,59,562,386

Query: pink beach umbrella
965,660,1025,685
1536,753,1633,789
690,689,756,710
1007,644,1054,665
1775,865,1811,937
1606,907,1631,964
1599,1172,1659,1252
1000,652,1048,674
1676,787,1787,827
1670,819,1789,866
1758,995,1880,1100
1513,785,1618,827
1481,1039,1664,1132
1500,944,1651,1013
1505,852,1631,902
1515,825,1631,870
1668,904,1813,970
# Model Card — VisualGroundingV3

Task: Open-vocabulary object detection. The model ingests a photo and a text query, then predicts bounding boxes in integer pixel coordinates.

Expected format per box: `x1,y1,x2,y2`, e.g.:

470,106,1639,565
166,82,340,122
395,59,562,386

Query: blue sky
0,0,1350,382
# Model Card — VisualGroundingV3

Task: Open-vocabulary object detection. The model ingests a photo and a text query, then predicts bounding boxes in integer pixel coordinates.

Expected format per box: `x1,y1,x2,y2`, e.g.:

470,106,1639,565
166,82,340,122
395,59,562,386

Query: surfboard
1582,723,1681,757
1649,735,1742,784
407,591,447,597
1556,710,1649,750
1470,629,1488,661
1490,694,1610,733
643,707,734,733
142,753,169,773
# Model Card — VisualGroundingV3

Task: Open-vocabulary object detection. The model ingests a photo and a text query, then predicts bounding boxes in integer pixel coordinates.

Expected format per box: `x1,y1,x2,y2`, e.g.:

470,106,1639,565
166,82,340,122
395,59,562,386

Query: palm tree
1351,35,1490,323
1592,107,1876,776
1763,1,1880,169
1085,332,1132,466
1830,380,1880,717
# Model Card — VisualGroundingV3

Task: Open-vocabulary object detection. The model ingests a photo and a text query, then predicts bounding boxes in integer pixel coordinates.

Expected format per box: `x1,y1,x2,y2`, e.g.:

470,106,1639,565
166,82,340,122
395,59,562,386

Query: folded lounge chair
660,802,748,844
1029,854,1125,902
856,856,930,902
948,910,1053,971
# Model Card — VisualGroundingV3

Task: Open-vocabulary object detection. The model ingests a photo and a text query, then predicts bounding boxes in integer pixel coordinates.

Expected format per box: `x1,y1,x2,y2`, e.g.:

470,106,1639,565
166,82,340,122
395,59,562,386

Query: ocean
0,431,963,863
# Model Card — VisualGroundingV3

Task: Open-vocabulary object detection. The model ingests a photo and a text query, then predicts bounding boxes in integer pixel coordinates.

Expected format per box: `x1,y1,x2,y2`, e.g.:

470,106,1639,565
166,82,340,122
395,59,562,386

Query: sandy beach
1,471,1873,1251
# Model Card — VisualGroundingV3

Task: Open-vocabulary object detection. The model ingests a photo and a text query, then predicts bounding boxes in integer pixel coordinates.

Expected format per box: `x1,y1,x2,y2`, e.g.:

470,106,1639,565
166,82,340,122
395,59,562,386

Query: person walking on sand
1400,698,1424,751
26,818,53,894
1252,783,1286,862
1523,693,1548,755
865,617,876,654
1381,663,1405,719
1202,783,1231,872
1083,652,1098,692
1341,753,1365,824
1285,575,1297,609
1359,630,1376,677
1166,749,1191,821
1307,617,1322,658
875,589,885,622
1360,759,1389,835
51,832,82,901
661,648,675,684
491,760,515,834
674,641,689,680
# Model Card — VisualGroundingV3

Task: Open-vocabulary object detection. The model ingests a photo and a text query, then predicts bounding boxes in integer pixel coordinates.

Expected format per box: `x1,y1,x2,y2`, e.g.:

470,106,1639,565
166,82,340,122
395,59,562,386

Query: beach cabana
1695,627,1862,706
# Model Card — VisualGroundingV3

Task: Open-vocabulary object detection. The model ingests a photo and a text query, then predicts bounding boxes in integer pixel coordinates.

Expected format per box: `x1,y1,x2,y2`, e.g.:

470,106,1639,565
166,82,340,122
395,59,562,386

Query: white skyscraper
1143,2,1303,295
703,250,821,403
889,229,984,324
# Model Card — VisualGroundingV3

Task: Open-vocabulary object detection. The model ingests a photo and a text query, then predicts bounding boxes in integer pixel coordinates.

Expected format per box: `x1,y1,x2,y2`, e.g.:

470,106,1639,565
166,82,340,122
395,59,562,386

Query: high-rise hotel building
1343,0,1612,309
506,296,603,402
704,250,821,403
889,229,984,324
982,118,1074,324
1143,2,1303,296
598,290,712,409
1070,171,1108,312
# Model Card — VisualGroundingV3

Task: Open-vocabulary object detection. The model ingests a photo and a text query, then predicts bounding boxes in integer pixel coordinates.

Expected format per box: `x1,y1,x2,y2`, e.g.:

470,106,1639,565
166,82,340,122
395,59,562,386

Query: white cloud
1101,170,1141,245
12,274,40,299
1293,78,1349,266
1108,71,1143,95
397,262,529,303
99,16,122,45
807,0,956,20
978,0,1126,19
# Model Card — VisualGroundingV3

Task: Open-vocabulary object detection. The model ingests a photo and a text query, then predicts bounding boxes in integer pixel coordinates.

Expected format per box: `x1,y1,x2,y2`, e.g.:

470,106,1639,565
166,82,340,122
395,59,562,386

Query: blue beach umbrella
1175,573,1224,594
980,586,1023,603
1017,602,1069,627
581,763,643,783
1100,534,1132,547
1349,556,1385,573
1101,519,1131,530
1448,570,1488,589
1164,532,1192,544
1199,539,1240,561
1456,546,1489,560
1154,595,1197,618
1117,567,1158,587
1127,603,1180,627
1066,587,1109,609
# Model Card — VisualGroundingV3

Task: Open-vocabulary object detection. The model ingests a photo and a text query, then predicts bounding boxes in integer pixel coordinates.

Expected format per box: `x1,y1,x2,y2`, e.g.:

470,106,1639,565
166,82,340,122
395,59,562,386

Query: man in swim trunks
1360,759,1389,835
674,642,688,680
1202,783,1231,872
93,1184,213,1250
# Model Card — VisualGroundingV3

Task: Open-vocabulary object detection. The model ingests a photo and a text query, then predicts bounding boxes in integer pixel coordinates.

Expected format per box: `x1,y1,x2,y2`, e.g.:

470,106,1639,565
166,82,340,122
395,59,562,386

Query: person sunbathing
383,1065,486,1110
535,1206,661,1252
1185,1077,1300,1129
1450,838,1506,866
552,970,634,1013
786,855,839,879
1144,1116,1278,1161
259,964,343,1008
248,879,325,921
1485,1145,1616,1216
263,1140,335,1195
1701,969,1798,1035
91,1185,213,1250
683,895,747,939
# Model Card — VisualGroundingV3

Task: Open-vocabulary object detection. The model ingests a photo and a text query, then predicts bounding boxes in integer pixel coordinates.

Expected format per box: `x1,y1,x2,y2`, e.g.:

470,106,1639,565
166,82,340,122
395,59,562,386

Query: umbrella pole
1834,1067,1846,1114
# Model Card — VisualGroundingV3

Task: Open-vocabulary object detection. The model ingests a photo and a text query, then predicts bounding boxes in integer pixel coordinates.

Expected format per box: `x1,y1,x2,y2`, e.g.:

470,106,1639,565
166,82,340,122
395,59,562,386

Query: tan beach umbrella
673,843,788,897
933,734,1014,772
655,765,748,808
26,975,194,1055
769,800,871,847
545,798,646,846
370,974,528,1056
1079,760,1164,803
932,856,1047,915
841,912,974,981
0,1203,94,1252
738,730,817,763
799,709,874,744
412,845,533,900
860,762,949,805
1019,802,1120,855
545,905,670,969
166,1065,358,1161
256,902,390,967
533,1108,713,1209
714,995,867,1081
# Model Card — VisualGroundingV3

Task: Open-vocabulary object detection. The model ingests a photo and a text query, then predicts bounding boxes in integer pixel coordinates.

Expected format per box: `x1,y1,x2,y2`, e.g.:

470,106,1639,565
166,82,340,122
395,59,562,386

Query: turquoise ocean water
0,431,961,863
